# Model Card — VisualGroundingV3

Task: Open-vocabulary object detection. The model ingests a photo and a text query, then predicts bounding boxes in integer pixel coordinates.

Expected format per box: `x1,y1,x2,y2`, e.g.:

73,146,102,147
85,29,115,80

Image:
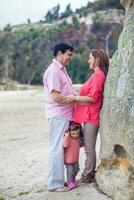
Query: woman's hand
63,95,76,103
73,92,78,96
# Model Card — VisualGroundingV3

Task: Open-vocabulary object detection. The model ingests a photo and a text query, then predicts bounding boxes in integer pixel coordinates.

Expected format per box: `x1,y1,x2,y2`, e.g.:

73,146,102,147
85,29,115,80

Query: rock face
96,1,134,199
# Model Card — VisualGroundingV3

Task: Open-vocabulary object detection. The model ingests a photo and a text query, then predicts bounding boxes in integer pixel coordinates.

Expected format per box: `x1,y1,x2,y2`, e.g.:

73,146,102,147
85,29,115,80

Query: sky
0,0,94,28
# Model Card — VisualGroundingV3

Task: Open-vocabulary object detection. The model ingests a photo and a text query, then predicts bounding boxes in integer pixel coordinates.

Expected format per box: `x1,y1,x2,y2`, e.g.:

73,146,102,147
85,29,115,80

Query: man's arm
51,90,65,103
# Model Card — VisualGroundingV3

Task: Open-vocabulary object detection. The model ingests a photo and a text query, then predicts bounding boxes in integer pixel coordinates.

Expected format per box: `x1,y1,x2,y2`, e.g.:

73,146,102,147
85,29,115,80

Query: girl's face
88,53,98,70
70,129,80,139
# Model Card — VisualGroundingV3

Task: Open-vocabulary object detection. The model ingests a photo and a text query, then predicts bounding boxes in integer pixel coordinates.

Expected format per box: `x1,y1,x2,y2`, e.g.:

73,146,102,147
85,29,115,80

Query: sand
0,90,112,200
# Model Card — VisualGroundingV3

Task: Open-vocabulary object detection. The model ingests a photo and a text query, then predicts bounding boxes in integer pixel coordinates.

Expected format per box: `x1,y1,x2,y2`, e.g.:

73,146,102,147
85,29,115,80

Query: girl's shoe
67,182,76,190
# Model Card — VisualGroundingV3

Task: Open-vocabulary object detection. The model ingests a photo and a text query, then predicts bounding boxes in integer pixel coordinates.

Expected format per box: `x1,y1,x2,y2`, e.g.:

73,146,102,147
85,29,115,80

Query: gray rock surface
96,1,134,199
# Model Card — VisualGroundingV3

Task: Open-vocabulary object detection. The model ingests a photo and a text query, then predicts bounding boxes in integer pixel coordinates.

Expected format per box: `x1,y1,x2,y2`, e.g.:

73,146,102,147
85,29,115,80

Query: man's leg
82,122,99,182
47,117,69,190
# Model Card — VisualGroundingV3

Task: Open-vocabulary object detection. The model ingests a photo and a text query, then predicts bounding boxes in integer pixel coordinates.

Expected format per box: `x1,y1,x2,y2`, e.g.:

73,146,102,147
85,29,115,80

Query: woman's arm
63,95,94,105
51,90,75,104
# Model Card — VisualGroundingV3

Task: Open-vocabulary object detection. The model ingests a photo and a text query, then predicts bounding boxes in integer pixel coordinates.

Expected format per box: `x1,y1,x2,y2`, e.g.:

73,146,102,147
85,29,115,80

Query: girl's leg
66,164,76,190
73,162,79,178
66,164,74,184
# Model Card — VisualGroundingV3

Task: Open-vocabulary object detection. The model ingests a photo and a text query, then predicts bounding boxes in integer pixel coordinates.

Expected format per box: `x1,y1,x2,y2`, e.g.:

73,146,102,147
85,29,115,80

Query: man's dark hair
53,43,74,57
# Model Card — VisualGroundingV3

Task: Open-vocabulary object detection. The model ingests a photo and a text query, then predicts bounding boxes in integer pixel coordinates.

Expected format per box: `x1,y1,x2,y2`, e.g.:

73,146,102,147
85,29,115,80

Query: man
43,43,74,192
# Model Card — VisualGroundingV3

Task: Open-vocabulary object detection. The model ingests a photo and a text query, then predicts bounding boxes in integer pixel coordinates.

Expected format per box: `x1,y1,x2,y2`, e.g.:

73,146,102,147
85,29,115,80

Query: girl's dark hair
53,43,74,57
69,121,82,131
69,121,83,139
91,49,109,76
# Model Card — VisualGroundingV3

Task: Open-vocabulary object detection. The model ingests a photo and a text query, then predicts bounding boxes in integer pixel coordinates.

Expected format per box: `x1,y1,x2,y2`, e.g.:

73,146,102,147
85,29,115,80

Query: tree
60,4,72,19
87,34,97,49
0,31,14,82
51,4,60,20
3,24,12,32
44,4,60,23
94,0,124,10
68,51,90,84
27,19,31,24
72,16,80,29
44,10,53,23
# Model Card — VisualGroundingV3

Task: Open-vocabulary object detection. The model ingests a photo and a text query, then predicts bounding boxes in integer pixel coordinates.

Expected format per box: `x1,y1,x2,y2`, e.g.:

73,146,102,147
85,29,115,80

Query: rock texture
96,0,134,199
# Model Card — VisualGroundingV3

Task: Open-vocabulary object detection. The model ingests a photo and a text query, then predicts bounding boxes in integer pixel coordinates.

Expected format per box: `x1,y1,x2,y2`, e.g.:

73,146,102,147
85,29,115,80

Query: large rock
96,1,134,199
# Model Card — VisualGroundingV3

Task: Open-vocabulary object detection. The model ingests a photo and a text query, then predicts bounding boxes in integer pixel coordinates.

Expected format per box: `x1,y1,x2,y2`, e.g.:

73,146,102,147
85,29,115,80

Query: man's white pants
47,117,69,190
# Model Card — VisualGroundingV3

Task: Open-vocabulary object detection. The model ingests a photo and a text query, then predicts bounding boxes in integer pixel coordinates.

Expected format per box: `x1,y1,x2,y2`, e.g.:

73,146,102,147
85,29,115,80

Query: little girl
63,121,83,190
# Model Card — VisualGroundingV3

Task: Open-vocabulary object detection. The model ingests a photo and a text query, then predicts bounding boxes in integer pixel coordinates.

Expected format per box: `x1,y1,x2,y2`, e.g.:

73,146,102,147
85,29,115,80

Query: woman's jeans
82,122,99,182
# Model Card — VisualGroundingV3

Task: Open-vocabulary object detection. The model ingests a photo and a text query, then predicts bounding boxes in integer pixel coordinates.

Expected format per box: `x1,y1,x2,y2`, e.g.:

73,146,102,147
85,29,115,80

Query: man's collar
52,58,65,70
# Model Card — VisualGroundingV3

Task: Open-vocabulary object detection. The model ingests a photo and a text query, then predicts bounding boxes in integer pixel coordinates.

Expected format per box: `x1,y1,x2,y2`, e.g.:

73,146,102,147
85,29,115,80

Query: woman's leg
82,122,99,182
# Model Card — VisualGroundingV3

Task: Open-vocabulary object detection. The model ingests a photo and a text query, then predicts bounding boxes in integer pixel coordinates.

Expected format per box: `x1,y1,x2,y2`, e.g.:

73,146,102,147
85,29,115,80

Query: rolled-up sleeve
45,70,61,94
87,74,103,103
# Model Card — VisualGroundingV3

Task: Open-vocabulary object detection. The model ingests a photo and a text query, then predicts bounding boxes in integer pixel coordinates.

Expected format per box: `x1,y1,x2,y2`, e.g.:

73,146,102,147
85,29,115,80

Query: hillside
0,0,125,86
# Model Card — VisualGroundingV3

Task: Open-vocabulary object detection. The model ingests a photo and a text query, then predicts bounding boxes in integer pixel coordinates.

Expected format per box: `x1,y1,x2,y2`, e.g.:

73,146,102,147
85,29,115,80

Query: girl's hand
64,131,69,137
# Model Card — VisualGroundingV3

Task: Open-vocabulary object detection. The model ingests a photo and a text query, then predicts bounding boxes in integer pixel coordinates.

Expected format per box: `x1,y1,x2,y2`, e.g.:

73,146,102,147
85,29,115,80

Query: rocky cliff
96,0,134,199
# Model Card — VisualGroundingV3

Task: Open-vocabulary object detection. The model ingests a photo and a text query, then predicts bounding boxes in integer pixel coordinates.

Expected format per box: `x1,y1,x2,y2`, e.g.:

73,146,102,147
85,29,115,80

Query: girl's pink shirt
63,135,81,164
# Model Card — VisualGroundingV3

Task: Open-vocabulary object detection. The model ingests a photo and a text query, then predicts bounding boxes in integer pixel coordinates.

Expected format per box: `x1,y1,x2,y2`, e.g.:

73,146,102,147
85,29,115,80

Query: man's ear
57,51,62,56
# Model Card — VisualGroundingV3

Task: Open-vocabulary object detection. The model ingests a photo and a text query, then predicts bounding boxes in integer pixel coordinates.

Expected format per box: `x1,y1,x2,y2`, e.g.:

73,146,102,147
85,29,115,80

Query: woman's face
88,53,97,70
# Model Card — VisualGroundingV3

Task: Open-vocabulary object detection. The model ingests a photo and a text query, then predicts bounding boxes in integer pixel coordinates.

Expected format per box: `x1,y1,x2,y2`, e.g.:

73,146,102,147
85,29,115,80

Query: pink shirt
43,59,73,120
63,135,81,164
74,69,106,126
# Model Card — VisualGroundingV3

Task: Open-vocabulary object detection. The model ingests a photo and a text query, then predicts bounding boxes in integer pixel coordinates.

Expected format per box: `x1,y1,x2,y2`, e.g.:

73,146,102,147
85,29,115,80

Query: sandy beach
0,90,112,200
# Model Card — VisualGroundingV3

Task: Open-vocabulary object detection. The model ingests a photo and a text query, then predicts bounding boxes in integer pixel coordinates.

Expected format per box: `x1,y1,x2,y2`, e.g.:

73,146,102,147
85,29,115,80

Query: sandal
76,178,90,186
49,186,69,192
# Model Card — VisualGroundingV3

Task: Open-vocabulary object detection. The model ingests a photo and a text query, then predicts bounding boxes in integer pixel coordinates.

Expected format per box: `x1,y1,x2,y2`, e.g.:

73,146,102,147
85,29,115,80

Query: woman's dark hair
91,49,109,76
53,43,74,57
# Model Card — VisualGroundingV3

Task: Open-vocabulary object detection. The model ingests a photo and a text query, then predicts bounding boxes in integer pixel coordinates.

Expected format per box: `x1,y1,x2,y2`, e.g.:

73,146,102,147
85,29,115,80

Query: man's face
61,50,74,66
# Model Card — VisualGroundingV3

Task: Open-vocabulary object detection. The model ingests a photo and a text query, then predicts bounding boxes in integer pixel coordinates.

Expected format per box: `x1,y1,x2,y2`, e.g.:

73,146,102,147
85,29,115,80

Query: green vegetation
35,188,45,193
18,191,31,196
0,0,124,86
0,196,6,200
93,0,124,10
76,0,124,17
44,4,60,23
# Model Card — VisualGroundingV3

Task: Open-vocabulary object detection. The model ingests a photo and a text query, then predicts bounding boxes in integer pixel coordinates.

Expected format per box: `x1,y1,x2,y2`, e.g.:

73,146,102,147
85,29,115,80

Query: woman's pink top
74,69,106,126
63,135,81,164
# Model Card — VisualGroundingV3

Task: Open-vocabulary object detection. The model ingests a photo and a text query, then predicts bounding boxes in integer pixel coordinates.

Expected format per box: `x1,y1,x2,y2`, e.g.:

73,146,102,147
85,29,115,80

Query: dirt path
0,90,112,200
